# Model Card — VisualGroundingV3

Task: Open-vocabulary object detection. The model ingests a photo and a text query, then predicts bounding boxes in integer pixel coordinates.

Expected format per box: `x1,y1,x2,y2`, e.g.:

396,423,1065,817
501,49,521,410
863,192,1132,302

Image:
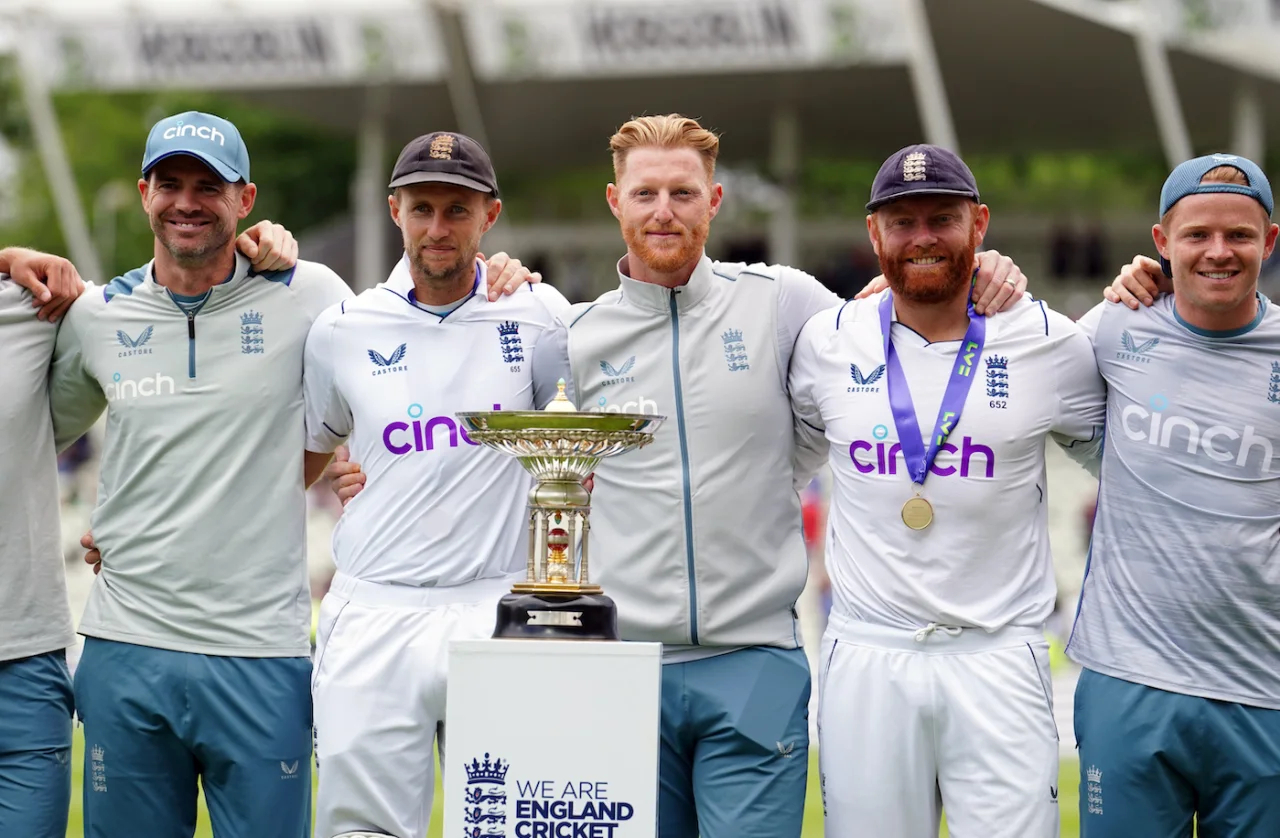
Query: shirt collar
616,252,714,313
146,252,249,295
383,255,485,316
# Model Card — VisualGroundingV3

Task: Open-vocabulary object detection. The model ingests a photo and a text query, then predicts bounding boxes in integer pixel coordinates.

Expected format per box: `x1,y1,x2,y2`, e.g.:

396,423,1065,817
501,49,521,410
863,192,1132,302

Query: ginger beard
879,223,981,305
621,213,711,275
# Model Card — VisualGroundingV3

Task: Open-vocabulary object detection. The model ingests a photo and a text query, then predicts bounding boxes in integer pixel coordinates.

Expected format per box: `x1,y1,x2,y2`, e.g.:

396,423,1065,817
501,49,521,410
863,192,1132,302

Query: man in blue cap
1069,154,1280,836
47,110,353,838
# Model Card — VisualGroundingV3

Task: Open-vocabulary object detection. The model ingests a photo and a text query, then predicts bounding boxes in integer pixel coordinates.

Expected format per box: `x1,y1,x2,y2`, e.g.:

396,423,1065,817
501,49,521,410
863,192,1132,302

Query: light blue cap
1160,153,1273,218
141,111,250,183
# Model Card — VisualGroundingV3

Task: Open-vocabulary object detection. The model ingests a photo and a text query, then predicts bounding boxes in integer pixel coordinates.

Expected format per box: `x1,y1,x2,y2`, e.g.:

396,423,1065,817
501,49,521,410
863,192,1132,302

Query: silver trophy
457,382,663,639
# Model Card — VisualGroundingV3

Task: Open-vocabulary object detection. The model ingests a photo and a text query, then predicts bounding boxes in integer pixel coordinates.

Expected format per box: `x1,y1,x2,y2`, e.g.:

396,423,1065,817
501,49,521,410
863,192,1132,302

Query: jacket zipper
669,290,699,645
185,311,196,378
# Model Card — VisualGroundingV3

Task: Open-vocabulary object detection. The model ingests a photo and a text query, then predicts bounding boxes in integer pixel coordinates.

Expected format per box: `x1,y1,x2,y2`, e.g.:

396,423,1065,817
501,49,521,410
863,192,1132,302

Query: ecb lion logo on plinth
464,752,509,837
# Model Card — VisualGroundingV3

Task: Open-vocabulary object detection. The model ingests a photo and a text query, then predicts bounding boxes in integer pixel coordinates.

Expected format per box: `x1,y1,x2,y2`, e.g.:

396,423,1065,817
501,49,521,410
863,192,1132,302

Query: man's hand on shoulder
1103,255,1168,309
237,221,298,273
481,252,541,300
971,250,1026,315
0,246,86,322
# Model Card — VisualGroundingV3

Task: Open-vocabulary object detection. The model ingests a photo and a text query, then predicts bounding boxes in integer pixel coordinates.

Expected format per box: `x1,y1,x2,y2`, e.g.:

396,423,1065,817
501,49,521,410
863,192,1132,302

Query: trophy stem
525,508,538,583
579,512,591,587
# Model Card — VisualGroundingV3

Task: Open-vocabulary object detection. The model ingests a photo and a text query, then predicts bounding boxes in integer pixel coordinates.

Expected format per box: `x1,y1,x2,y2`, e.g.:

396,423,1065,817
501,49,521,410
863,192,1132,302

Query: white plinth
445,639,661,838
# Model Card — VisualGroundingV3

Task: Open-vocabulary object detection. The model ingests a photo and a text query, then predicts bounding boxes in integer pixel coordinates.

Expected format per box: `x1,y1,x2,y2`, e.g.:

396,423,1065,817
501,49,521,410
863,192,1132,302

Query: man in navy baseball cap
865,143,988,306
866,143,980,212
142,111,250,183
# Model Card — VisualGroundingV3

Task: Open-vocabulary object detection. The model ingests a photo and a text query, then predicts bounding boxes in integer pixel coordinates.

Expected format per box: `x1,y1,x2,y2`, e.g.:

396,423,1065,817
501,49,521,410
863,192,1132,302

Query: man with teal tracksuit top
48,111,351,838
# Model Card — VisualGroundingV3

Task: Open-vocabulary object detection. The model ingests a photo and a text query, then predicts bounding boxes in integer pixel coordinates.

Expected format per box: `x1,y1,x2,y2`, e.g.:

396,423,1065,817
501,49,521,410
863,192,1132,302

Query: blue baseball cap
1160,153,1273,218
1158,153,1273,276
867,144,980,212
141,111,250,183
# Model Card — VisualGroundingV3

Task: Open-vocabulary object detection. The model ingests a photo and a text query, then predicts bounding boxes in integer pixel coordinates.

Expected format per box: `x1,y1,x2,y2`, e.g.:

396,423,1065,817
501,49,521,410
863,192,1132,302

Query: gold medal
901,495,934,530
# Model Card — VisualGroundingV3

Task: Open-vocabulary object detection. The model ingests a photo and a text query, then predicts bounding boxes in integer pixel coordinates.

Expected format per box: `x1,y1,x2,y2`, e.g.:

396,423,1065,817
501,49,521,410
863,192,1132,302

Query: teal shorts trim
659,646,810,838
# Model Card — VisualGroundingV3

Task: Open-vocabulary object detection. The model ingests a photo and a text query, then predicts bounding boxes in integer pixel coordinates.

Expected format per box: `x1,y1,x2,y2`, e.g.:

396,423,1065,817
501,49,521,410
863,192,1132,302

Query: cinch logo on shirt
382,403,500,455
104,371,175,402
848,425,996,478
588,394,659,414
1121,395,1276,472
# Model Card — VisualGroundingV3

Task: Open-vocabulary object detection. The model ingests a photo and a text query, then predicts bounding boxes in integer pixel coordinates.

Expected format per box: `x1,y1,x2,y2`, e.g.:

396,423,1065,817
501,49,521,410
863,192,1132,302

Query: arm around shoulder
1047,310,1107,473
48,296,107,452
293,261,355,322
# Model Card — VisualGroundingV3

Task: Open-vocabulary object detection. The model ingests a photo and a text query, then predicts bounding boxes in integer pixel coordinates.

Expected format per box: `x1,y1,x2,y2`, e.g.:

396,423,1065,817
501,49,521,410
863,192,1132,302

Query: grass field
66,728,1082,837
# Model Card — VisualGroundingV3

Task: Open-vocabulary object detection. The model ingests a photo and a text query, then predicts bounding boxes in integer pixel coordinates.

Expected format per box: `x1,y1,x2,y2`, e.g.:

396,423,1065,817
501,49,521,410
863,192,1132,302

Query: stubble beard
152,213,234,267
407,237,479,296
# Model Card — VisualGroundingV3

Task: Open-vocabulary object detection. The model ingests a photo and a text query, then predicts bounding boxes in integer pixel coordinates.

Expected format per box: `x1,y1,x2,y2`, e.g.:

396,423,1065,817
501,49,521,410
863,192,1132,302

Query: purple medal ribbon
878,291,986,488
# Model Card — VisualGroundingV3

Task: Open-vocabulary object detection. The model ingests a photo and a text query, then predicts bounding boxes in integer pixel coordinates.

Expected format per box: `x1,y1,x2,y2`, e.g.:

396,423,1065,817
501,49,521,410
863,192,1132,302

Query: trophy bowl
457,402,664,640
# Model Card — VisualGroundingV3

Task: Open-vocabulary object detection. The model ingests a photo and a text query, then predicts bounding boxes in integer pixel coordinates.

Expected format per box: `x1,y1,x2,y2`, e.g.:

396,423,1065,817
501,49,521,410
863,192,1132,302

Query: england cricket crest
721,328,749,372
498,321,524,364
464,753,509,837
240,310,265,355
985,355,1009,398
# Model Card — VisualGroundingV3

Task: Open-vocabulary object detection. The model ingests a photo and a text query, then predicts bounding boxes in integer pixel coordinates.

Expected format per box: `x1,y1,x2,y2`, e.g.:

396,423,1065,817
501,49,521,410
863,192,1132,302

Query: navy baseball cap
142,111,250,183
867,144,980,212
1157,153,1273,276
1160,153,1273,218
388,132,498,195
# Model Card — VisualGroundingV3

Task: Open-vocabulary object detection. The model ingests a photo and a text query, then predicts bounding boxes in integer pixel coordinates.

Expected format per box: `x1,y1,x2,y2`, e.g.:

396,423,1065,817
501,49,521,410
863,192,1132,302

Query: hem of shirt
658,640,802,664
1072,655,1280,711
661,644,748,664
78,627,310,659
0,632,77,664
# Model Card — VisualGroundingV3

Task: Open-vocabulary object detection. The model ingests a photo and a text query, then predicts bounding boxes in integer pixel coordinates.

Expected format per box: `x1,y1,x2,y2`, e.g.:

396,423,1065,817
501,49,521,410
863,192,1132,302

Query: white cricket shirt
789,292,1105,631
304,260,573,587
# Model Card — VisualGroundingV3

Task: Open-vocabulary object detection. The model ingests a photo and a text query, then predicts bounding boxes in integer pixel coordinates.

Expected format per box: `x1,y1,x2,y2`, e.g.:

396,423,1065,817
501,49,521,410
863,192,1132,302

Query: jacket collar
616,252,714,313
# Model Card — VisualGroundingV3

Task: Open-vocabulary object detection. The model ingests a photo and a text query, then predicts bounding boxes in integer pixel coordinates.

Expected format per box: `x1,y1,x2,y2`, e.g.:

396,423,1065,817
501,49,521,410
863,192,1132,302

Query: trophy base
493,592,619,641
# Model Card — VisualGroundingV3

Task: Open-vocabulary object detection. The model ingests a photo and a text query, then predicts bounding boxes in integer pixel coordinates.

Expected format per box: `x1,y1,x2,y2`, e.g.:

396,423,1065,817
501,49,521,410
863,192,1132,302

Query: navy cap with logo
142,111,250,183
866,144,980,212
1157,153,1274,276
388,132,498,196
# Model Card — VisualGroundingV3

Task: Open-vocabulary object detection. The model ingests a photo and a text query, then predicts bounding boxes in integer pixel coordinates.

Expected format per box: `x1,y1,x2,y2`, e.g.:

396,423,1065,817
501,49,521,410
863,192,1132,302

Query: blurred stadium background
4,0,1276,834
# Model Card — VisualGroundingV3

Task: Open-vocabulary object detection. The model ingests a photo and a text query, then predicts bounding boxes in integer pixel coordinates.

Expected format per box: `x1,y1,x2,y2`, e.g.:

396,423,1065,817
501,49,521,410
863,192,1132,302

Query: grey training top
1068,296,1280,709
0,276,75,662
49,254,352,657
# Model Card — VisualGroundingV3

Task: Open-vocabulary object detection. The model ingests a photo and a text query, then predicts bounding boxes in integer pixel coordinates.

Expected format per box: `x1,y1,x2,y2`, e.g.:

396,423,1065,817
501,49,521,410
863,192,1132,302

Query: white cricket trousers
312,572,519,838
818,611,1059,838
